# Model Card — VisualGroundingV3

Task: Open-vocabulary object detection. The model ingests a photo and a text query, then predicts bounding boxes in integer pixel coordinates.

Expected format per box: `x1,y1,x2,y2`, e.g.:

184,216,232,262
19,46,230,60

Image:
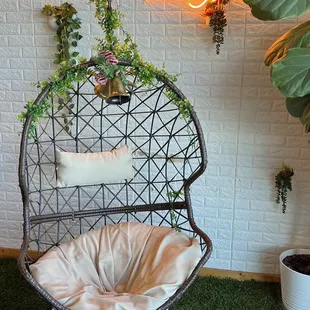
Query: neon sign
188,0,218,9
188,0,208,9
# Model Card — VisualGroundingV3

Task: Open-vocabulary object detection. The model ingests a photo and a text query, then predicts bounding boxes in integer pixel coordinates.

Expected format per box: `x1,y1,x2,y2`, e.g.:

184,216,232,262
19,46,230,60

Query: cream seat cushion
30,222,201,310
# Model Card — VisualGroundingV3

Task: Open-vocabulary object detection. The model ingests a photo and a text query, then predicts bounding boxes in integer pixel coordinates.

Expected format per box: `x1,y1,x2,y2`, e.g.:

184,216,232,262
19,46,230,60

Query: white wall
1,0,310,275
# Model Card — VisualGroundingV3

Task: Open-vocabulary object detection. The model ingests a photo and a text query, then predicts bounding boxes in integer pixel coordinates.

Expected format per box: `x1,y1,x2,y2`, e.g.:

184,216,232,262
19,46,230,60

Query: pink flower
98,50,119,65
94,72,108,85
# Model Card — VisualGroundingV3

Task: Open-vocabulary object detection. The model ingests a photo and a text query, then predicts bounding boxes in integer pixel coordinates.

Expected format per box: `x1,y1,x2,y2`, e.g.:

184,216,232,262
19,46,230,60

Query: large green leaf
304,123,310,132
243,0,310,21
271,48,310,97
265,21,310,66
286,95,310,117
300,103,310,125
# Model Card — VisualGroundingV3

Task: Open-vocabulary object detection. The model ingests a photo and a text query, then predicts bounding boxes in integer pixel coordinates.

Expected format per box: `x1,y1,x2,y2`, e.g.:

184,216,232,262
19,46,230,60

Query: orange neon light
188,0,217,9
188,0,207,9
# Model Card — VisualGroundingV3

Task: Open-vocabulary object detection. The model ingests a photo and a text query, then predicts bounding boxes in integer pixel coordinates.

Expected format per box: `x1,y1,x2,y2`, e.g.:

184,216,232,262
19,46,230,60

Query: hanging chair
18,59,212,309
18,0,212,301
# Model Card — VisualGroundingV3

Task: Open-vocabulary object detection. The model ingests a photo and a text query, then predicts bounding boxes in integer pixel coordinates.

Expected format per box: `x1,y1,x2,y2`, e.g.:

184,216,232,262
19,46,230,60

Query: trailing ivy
19,0,193,138
275,165,294,214
41,2,83,134
18,60,90,138
42,2,82,66
165,88,192,119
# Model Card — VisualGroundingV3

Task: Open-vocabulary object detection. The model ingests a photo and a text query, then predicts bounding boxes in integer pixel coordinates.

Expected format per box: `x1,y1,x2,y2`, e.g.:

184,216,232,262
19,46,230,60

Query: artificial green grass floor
0,259,284,310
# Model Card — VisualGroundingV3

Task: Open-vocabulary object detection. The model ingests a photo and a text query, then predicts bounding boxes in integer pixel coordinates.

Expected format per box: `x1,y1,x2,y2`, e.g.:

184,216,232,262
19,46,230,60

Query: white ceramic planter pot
47,16,58,31
280,249,310,310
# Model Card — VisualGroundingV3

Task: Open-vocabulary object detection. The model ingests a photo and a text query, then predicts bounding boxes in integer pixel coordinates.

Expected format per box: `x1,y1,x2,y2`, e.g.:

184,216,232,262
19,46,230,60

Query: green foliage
18,61,90,138
20,0,192,138
202,0,230,54
275,165,294,214
17,99,52,139
264,21,310,66
300,102,310,127
165,88,192,119
89,0,179,88
89,0,189,115
41,2,83,134
167,190,184,200
167,190,184,232
243,0,310,21
271,48,310,98
286,95,310,117
209,7,228,55
42,2,82,66
243,0,310,133
169,210,182,232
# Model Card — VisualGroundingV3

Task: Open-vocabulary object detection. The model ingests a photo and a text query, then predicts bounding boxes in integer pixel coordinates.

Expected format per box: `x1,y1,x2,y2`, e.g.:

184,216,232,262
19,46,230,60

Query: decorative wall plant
243,0,310,132
19,0,192,138
204,0,230,54
42,2,83,134
189,0,230,54
275,165,294,214
42,2,83,66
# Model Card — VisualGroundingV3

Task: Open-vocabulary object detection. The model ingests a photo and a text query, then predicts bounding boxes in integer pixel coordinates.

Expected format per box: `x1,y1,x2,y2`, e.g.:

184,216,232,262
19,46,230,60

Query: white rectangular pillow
56,146,133,187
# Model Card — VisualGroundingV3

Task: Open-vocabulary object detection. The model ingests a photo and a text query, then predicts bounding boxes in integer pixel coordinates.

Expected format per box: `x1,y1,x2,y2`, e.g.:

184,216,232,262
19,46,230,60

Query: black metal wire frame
18,61,212,310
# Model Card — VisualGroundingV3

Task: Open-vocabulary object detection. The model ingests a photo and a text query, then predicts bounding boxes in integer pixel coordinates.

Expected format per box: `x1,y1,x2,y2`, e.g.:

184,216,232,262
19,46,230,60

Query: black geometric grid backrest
24,71,204,254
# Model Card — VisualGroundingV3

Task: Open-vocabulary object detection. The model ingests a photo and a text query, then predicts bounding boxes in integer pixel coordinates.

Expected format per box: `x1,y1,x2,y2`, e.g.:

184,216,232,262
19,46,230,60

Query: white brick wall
0,0,310,274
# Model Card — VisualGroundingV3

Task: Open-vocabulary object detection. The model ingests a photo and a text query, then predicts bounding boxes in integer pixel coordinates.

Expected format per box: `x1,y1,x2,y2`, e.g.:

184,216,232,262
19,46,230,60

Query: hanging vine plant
203,0,230,54
42,2,83,66
275,165,294,214
41,2,83,134
19,0,192,138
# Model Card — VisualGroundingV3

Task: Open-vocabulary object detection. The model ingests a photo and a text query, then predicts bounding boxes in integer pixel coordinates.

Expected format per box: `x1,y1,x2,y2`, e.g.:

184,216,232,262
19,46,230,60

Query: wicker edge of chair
17,61,212,310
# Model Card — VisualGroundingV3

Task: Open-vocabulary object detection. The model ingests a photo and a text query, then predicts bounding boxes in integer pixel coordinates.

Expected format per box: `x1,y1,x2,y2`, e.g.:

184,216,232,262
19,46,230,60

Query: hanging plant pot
47,16,58,31
280,249,310,310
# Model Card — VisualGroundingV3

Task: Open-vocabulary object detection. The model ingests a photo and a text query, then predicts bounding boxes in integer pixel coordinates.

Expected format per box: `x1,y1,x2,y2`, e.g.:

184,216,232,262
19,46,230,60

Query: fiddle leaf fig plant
243,0,310,132
244,0,310,21
271,48,310,98
264,21,310,66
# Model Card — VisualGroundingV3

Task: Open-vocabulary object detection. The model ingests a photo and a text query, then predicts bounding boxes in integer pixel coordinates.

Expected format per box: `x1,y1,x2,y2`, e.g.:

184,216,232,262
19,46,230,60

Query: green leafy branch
89,0,191,118
243,0,310,133
167,190,184,200
42,2,83,134
19,0,193,138
18,60,90,138
165,88,192,119
42,2,83,66
167,189,184,232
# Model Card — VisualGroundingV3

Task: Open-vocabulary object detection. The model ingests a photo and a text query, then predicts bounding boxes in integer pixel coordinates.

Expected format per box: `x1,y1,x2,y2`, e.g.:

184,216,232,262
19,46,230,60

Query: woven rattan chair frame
18,61,212,310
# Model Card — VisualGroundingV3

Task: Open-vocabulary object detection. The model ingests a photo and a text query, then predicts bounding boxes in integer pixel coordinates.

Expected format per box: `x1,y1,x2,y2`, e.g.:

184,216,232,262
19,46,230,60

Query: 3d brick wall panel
0,0,310,274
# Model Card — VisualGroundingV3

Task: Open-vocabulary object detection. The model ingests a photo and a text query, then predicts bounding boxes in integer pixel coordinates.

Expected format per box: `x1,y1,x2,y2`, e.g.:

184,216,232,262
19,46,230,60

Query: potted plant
274,166,310,309
243,1,310,308
41,2,82,66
